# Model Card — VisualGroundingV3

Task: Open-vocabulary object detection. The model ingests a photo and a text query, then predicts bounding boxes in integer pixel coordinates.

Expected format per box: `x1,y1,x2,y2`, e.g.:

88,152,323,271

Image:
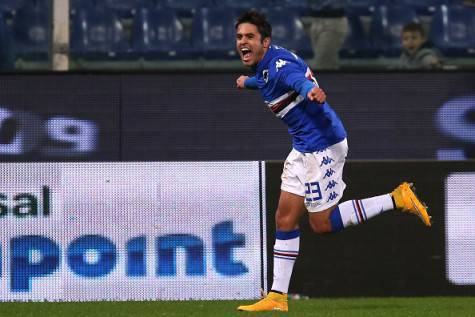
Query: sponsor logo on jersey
319,156,334,167
275,59,287,71
323,168,336,179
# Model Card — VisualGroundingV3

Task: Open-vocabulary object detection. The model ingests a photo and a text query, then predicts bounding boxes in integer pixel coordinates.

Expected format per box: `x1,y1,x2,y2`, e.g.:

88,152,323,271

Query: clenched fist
236,75,249,89
307,87,326,103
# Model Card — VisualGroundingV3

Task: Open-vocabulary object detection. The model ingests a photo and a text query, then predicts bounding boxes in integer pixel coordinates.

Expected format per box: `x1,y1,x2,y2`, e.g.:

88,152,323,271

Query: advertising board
0,162,266,301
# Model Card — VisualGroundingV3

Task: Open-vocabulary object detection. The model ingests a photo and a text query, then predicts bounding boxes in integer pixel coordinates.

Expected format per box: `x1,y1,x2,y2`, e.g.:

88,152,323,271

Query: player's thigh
279,149,308,230
275,190,307,231
307,205,334,234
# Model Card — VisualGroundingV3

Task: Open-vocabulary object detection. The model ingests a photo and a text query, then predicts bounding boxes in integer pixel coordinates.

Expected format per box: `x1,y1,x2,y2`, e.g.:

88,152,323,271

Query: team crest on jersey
262,69,269,83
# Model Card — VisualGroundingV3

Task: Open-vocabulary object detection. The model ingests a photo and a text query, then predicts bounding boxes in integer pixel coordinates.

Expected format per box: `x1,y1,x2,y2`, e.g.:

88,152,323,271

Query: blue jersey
245,45,346,153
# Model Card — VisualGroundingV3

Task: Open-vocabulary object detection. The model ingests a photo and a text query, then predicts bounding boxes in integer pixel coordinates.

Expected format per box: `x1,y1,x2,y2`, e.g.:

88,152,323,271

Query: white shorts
280,138,348,212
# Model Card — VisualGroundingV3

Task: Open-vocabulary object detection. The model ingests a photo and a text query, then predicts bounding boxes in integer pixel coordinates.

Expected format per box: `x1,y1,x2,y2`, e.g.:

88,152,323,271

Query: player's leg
308,192,395,233
308,183,431,234
238,150,307,312
271,190,306,293
304,138,430,233
237,191,305,312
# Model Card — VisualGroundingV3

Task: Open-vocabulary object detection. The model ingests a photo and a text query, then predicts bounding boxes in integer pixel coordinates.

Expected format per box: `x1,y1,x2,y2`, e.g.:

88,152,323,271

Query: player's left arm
277,61,326,103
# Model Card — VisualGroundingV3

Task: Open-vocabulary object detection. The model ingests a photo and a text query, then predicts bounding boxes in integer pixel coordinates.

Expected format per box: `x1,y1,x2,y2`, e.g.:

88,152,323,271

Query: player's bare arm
236,75,249,89
307,86,326,103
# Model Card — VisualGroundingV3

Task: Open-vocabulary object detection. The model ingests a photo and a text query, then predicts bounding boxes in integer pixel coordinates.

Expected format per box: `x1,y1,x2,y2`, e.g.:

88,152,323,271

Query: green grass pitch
1,297,474,317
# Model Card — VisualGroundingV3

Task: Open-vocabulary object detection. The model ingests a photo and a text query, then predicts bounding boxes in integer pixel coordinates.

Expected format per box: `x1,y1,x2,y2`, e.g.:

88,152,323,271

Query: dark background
266,161,475,297
1,72,475,296
0,71,474,161
0,74,120,161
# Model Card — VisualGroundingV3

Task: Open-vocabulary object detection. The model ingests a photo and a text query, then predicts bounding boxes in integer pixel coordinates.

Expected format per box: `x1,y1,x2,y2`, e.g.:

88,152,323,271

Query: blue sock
330,206,344,232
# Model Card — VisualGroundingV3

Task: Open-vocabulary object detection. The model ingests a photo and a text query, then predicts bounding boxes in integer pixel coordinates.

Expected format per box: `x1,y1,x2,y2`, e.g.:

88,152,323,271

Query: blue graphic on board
6,221,248,292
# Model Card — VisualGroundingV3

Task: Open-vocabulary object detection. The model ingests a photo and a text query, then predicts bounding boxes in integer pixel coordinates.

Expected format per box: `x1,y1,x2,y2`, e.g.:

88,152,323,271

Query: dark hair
235,10,272,40
402,22,426,37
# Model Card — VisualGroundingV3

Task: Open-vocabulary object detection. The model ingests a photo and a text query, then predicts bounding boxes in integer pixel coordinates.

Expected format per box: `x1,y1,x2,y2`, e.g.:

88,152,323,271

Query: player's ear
263,37,271,49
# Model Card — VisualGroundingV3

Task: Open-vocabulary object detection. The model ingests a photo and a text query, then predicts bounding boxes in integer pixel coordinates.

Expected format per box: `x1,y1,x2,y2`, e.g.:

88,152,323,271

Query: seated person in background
399,22,442,69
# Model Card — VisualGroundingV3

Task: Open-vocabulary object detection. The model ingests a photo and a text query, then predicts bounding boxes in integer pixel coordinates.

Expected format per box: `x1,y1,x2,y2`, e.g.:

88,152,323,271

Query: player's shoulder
268,48,304,75
270,45,302,62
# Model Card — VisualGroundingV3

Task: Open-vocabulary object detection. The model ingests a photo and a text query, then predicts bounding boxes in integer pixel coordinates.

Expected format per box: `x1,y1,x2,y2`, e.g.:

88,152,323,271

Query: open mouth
240,47,252,62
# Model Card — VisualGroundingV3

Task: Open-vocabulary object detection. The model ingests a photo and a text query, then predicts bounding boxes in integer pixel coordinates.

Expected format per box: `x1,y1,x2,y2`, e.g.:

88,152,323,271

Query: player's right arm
236,75,258,90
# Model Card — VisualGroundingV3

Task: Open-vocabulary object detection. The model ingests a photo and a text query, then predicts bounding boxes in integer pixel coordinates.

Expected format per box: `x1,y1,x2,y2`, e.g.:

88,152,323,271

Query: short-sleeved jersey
249,45,346,153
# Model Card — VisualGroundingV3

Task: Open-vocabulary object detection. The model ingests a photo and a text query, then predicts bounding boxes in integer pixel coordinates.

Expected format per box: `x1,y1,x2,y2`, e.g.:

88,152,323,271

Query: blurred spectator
307,0,349,70
399,22,442,69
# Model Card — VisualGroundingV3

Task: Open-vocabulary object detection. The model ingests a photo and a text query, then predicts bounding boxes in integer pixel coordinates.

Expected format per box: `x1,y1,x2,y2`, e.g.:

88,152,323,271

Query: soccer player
235,11,431,312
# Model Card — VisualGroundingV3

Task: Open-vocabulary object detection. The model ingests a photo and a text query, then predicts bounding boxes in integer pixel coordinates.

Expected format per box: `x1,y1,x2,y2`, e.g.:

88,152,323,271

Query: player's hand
307,87,326,103
236,75,249,89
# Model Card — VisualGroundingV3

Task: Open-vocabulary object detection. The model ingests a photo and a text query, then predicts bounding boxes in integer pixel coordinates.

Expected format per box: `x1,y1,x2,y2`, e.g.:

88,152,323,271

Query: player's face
236,23,270,67
402,31,425,56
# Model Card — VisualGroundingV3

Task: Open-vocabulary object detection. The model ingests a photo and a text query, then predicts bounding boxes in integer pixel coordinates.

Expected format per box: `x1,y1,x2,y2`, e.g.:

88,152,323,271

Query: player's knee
309,217,332,234
275,211,298,231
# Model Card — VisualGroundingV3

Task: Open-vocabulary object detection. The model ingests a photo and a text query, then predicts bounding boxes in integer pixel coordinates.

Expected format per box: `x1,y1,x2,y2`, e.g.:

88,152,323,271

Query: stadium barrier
2,160,475,301
0,72,474,162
